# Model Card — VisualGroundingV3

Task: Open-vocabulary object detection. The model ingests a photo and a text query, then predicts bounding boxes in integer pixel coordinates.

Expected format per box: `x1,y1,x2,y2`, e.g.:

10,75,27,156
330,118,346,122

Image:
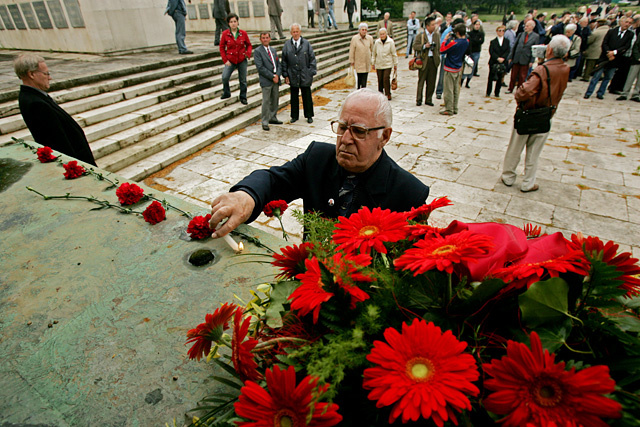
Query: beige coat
584,25,609,60
372,37,398,69
349,33,374,73
376,19,394,39
566,34,582,67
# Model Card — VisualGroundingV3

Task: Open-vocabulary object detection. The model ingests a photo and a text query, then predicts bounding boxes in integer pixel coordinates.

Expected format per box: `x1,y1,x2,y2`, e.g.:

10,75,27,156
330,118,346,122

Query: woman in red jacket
220,13,252,104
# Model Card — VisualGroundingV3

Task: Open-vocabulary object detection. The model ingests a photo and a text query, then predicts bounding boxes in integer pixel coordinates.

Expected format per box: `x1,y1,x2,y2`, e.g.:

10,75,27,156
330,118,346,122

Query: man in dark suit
585,16,634,99
507,20,539,93
413,16,440,106
15,54,96,166
213,0,230,46
207,88,430,238
344,0,357,30
165,0,193,54
254,33,282,131
281,23,317,124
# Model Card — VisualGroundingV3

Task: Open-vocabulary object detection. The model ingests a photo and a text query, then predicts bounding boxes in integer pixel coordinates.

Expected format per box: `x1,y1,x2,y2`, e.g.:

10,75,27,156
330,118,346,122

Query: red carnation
142,200,166,225
263,200,288,217
115,182,144,205
62,160,85,179
187,214,213,240
36,146,56,163
483,331,621,426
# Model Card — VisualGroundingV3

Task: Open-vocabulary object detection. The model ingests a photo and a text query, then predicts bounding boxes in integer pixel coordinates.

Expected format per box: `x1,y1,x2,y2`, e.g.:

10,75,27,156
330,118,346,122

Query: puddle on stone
0,158,32,193
186,248,216,268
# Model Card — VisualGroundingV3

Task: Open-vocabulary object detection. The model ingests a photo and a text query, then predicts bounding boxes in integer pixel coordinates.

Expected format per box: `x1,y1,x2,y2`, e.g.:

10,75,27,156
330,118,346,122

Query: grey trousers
270,15,285,39
261,83,280,125
621,64,640,98
501,127,550,191
171,13,188,53
318,8,328,31
443,70,461,114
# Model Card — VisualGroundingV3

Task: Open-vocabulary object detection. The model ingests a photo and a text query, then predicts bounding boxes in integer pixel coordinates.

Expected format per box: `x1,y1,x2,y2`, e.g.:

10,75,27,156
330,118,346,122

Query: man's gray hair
340,88,392,128
14,53,45,79
506,20,518,30
378,27,387,35
549,34,571,58
565,23,577,33
358,22,368,30
290,22,301,31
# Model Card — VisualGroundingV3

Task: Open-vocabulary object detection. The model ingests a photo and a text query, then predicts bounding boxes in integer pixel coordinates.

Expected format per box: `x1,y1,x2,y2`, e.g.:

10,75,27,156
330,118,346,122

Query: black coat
600,27,635,68
488,37,511,65
231,141,430,223
281,37,317,88
19,85,96,166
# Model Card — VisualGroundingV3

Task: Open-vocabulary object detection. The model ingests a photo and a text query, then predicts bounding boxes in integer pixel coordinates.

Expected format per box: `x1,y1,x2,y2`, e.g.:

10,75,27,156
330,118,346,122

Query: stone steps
2,27,407,182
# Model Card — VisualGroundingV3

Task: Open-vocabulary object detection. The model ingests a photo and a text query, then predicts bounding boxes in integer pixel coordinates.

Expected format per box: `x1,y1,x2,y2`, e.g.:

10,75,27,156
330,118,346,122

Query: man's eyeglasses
331,120,386,140
35,70,51,76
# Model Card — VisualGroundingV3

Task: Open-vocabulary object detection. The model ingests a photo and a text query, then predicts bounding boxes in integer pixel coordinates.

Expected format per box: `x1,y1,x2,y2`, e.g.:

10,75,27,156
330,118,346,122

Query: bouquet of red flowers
184,197,640,426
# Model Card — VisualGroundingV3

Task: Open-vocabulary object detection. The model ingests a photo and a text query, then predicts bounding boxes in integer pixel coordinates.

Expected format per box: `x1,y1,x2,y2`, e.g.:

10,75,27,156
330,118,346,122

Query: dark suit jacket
281,37,317,87
343,0,356,13
600,27,634,68
19,85,96,166
254,45,282,88
509,31,539,65
489,37,511,65
231,141,430,223
413,29,441,67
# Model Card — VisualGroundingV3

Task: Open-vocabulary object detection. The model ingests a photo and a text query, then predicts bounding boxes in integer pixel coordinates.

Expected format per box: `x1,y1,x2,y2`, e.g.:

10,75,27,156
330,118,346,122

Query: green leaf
265,281,298,328
460,278,505,312
210,375,243,390
519,277,571,328
534,318,572,352
213,359,241,379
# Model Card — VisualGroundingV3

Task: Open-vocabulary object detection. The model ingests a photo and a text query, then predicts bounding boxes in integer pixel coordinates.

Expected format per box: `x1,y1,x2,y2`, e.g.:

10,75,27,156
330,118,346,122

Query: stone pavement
143,43,640,258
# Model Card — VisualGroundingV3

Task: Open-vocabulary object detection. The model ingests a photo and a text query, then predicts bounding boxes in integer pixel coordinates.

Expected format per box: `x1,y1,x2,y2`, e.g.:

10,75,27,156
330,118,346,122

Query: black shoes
221,94,231,100
180,50,194,54
596,94,604,99
416,101,422,106
583,94,590,99
240,98,248,105
631,97,640,102
307,117,313,123
291,118,298,123
269,119,283,124
262,124,270,131
425,101,434,106
617,95,627,101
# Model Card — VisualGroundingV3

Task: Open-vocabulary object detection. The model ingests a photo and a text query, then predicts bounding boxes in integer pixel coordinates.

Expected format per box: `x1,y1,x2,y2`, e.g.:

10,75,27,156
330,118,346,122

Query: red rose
142,201,166,225
63,161,85,179
116,182,145,205
263,200,288,217
37,146,56,163
187,214,213,240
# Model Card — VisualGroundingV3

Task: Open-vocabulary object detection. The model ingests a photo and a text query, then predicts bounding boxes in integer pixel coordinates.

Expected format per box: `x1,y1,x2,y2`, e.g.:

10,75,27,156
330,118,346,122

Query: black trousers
416,57,437,103
486,72,505,97
376,68,391,97
357,72,368,89
214,18,228,45
290,86,314,119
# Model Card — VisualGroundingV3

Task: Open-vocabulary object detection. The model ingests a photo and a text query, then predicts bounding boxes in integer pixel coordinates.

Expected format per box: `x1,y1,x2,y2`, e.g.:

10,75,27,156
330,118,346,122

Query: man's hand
285,76,290,85
273,75,279,84
497,58,504,63
209,191,255,238
606,50,615,61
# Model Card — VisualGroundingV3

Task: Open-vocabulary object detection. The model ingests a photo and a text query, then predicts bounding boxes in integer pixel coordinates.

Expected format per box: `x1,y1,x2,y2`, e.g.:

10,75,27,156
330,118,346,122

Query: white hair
565,23,577,33
358,22,368,30
549,34,571,58
340,88,392,128
506,20,518,30
290,22,301,31
378,27,387,35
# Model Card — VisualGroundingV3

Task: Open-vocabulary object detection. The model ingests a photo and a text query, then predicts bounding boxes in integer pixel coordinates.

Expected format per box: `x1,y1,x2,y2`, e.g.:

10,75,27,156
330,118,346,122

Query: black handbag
513,65,555,135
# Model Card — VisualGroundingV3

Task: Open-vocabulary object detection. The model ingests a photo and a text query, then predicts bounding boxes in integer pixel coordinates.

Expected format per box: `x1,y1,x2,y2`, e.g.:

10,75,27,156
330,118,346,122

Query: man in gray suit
165,0,193,54
213,0,230,46
267,0,285,40
507,19,539,92
254,33,282,131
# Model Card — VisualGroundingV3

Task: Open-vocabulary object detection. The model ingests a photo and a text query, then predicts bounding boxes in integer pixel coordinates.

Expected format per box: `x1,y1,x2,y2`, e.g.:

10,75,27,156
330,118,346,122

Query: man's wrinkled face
30,62,51,91
260,33,271,46
335,100,390,173
384,12,390,21
525,21,535,32
290,26,301,40
359,26,367,37
619,17,631,31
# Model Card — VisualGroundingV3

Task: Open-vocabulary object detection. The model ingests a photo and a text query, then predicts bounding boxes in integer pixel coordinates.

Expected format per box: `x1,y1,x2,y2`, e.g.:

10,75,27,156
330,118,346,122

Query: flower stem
26,187,141,215
276,214,288,241
251,337,307,351
148,195,192,218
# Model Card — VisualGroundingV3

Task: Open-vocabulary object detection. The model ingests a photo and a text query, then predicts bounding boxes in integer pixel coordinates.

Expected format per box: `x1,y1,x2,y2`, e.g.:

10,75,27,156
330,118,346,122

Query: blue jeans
171,13,188,53
327,4,337,28
436,54,446,96
463,52,481,80
222,60,248,101
585,66,616,97
406,33,416,57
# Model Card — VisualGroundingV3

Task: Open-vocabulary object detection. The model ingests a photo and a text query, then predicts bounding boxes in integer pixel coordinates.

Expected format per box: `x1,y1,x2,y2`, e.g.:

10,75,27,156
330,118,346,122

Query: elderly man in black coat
281,23,317,124
15,54,96,166
208,88,430,238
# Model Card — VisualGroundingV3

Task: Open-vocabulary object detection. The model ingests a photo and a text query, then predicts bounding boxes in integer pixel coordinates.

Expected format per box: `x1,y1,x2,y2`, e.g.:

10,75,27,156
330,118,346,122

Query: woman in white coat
372,27,398,99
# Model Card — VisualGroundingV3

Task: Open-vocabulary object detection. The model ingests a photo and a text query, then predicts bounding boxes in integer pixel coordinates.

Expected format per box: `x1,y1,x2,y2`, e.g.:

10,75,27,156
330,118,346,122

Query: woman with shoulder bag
372,27,398,100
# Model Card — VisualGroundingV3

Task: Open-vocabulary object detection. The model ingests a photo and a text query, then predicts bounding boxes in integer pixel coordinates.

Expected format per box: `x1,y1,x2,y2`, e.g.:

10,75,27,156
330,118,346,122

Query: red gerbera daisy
115,182,145,205
394,230,494,275
570,233,640,297
406,224,446,241
289,257,333,323
332,206,408,255
187,214,213,240
62,160,85,179
142,200,166,225
325,252,373,308
234,365,342,427
523,223,543,239
405,196,453,222
483,331,621,426
271,242,314,279
363,318,479,426
185,302,236,361
263,200,288,217
36,146,56,163
231,308,261,382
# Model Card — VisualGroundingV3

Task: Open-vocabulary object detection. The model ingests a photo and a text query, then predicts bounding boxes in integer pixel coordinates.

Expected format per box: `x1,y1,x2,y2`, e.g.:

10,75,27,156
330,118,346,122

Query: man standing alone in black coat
281,23,317,124
15,54,96,166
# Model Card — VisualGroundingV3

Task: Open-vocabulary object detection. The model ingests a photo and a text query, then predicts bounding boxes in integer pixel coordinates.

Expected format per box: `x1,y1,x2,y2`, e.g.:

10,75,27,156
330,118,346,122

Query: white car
362,9,380,20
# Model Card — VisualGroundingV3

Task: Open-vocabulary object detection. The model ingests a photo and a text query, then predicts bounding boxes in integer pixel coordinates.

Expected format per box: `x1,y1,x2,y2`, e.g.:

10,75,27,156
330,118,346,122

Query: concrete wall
402,1,430,19
0,0,174,53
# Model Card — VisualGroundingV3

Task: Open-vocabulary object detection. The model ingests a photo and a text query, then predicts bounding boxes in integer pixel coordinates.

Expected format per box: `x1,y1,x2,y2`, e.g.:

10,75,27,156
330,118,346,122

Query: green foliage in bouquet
182,198,640,427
